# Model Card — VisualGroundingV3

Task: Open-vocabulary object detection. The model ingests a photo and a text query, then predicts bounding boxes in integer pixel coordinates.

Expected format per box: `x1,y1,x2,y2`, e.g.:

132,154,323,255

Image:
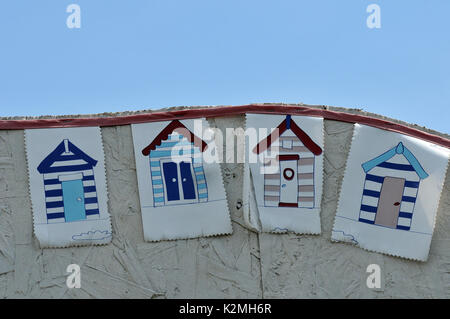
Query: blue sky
0,1,449,133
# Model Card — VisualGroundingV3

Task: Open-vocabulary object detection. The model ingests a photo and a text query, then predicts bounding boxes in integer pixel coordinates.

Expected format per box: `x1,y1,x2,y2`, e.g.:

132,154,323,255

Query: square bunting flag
244,114,324,234
332,124,450,261
25,127,112,248
131,118,232,241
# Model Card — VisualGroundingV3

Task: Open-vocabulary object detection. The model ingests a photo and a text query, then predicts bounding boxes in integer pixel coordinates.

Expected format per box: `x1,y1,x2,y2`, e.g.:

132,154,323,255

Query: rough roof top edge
1,104,448,149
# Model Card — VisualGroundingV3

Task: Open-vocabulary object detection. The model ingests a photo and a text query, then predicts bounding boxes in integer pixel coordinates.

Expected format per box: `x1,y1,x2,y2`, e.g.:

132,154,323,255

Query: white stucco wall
0,105,448,298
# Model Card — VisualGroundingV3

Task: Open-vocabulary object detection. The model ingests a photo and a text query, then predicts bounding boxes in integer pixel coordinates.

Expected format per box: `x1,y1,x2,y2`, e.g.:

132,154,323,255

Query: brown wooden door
374,176,405,228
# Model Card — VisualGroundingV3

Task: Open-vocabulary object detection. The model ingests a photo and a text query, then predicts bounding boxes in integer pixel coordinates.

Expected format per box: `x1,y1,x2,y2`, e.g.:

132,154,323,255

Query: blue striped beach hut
359,142,428,230
141,120,208,207
37,139,100,223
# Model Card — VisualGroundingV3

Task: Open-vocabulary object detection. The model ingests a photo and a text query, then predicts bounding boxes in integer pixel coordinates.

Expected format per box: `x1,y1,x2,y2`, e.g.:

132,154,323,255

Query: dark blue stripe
404,180,419,188
47,212,65,219
54,155,86,162
396,225,410,231
45,176,94,184
44,179,60,185
365,174,384,183
402,196,416,203
85,209,99,216
45,189,62,197
84,186,96,193
363,189,380,198
286,115,291,129
398,212,413,219
358,218,375,224
377,162,415,171
84,197,98,204
39,164,93,173
360,204,377,213
46,201,64,208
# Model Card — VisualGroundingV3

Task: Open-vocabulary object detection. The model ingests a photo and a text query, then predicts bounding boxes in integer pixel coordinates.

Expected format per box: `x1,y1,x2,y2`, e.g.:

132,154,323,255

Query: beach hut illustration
141,120,208,206
253,115,323,208
37,139,100,223
359,142,428,230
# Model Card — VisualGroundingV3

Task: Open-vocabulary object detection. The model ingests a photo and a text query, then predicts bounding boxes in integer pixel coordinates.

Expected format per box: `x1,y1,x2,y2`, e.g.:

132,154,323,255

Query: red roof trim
253,120,286,155
289,120,323,156
253,117,323,156
279,202,298,207
277,154,300,161
141,120,207,156
0,104,448,149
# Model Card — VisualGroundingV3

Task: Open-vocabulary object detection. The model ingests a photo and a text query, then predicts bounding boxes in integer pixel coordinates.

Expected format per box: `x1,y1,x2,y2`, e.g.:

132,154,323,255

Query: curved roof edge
1,104,449,149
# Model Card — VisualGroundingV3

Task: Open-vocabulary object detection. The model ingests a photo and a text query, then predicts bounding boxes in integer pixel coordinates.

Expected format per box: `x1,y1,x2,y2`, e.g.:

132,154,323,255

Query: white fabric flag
244,114,324,234
332,124,450,261
25,127,112,248
131,118,232,241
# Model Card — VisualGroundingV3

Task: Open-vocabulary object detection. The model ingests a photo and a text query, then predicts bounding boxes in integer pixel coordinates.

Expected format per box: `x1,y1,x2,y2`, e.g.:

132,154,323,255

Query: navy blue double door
162,160,197,202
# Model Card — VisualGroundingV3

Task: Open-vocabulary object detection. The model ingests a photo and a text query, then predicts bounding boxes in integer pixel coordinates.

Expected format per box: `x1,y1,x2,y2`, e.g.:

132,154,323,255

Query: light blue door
61,179,86,222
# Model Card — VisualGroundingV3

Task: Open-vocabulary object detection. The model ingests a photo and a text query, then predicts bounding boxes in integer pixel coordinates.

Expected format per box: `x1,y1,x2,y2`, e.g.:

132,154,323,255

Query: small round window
283,168,295,181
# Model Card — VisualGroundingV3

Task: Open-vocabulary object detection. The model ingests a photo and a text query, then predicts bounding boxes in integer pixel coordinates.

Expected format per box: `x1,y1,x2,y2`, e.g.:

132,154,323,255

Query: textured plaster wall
0,106,449,298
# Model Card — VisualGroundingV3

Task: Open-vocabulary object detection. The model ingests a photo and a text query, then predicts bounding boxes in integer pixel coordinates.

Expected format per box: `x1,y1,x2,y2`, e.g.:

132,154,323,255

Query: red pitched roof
141,120,208,156
253,116,322,155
